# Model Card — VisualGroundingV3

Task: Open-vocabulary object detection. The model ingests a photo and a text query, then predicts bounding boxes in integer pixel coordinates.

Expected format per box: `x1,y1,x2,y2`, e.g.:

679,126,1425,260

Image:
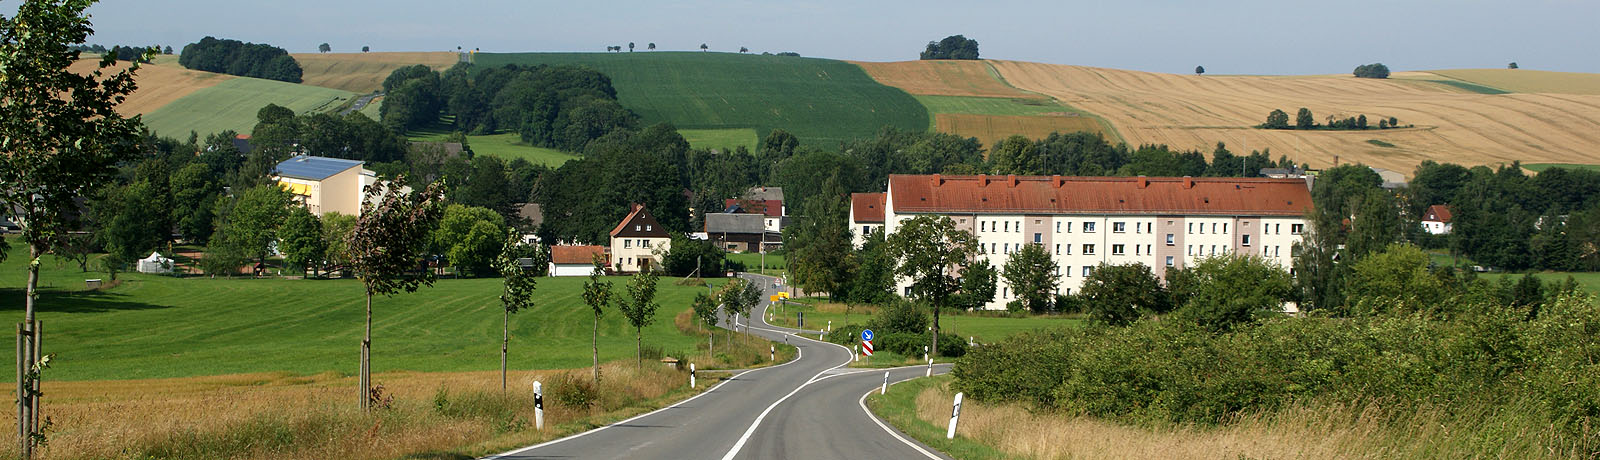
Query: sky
73,0,1600,75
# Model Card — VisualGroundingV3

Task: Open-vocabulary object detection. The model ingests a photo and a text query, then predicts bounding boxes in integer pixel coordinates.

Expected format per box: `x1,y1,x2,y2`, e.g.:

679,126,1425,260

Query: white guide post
533,380,545,430
690,363,697,388
947,392,964,439
881,371,889,395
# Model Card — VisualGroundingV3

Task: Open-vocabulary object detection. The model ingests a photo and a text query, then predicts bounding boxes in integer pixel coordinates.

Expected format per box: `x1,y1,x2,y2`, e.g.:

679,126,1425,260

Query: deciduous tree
1178,254,1292,332
278,206,326,276
495,230,540,390
581,256,615,383
318,42,330,53
1079,263,1163,326
886,215,979,357
1195,65,1205,75
348,175,445,410
621,269,661,366
1002,243,1057,313
1296,107,1316,129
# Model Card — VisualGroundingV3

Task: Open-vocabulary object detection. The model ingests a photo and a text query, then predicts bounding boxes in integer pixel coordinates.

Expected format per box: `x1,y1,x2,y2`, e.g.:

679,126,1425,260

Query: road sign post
947,392,964,439
533,380,545,430
690,363,696,388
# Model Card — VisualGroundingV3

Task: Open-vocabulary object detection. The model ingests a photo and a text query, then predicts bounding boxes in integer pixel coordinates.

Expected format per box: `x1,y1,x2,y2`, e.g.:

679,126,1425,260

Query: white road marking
718,331,854,460
858,379,946,460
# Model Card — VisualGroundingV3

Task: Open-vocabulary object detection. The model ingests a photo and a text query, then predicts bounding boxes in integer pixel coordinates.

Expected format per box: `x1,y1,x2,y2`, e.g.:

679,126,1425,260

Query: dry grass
69,58,233,116
936,113,1106,150
0,363,702,460
912,379,1592,460
989,60,1600,175
1430,69,1600,95
671,307,797,369
853,60,1032,98
292,52,459,93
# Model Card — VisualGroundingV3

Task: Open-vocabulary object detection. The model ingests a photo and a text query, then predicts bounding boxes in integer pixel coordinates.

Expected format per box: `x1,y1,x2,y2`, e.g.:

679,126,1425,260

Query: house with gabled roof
849,192,886,248
272,155,380,217
1422,204,1453,235
609,203,672,273
549,245,608,277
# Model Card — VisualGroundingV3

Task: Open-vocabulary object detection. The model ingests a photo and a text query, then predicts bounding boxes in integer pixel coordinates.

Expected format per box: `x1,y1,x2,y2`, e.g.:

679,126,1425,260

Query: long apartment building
854,174,1313,310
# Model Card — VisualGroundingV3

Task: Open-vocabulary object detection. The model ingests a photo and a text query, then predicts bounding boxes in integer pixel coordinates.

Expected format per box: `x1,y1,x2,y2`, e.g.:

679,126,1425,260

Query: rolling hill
855,60,1115,149
140,77,356,138
292,51,458,92
982,61,1600,174
472,52,929,148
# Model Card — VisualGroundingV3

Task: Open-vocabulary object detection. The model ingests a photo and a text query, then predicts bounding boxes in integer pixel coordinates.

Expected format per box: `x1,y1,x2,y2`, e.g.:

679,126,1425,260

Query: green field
726,252,786,276
0,241,742,381
1422,79,1511,95
680,128,759,151
472,52,930,146
1524,163,1600,173
766,298,1081,344
1485,272,1600,295
410,128,580,167
914,95,1080,117
141,77,356,137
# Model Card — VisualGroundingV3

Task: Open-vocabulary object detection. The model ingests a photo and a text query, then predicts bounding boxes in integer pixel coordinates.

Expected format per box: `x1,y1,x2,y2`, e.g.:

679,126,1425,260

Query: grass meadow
725,252,786,276
409,125,580,167
140,77,355,138
868,375,1593,460
679,128,759,151
472,52,929,146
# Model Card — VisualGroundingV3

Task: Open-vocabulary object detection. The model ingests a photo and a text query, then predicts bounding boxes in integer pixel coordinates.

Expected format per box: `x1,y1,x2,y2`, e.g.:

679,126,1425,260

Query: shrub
548,373,599,409
867,299,927,335
876,331,967,358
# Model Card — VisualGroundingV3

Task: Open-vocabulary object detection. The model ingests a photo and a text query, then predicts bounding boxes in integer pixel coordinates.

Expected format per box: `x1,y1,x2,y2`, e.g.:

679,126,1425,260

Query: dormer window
635,225,641,232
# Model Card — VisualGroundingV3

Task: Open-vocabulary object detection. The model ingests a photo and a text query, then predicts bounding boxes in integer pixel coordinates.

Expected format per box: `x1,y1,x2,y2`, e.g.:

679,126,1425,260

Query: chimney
1137,175,1148,189
1007,174,1017,188
1051,175,1063,188
933,174,943,186
631,203,644,212
978,174,988,187
1182,176,1194,189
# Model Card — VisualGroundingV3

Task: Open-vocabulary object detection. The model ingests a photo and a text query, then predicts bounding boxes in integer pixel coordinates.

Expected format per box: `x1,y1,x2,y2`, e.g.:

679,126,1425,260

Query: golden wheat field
69,58,233,117
987,60,1600,174
291,52,459,93
936,113,1105,149
1429,69,1600,95
853,60,1031,98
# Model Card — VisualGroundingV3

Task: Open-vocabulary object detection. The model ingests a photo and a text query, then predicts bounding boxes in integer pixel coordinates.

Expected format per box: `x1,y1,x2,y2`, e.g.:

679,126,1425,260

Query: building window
1222,223,1228,234
1166,256,1175,267
1015,221,1021,232
1113,244,1125,255
1274,246,1280,256
646,225,653,232
1004,243,1010,254
1210,245,1216,255
1147,244,1153,254
1136,245,1142,256
1083,244,1095,255
1055,243,1060,255
1083,222,1096,233
1212,223,1218,234
1082,266,1093,277
1166,234,1175,245
642,239,652,248
1242,234,1252,246
991,243,997,254
1034,233,1042,243
624,240,632,248
1291,224,1304,235
1187,245,1193,256
1055,221,1061,233
863,226,872,236
1002,287,1008,299
1188,222,1193,234
979,221,985,232
635,225,642,232
1113,222,1126,233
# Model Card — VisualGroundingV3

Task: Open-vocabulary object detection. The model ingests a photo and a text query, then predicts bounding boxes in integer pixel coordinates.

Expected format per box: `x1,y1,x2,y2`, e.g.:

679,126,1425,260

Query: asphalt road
484,274,953,460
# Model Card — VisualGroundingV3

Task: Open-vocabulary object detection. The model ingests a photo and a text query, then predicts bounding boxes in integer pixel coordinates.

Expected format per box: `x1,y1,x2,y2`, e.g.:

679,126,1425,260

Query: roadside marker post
690,363,696,389
533,381,545,430
770,345,775,362
827,320,831,332
926,357,933,377
947,392,964,439
881,371,889,395
853,345,859,362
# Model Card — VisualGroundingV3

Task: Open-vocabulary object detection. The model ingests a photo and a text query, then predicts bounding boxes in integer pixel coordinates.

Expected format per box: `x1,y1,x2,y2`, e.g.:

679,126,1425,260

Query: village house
548,245,608,277
849,192,886,248
725,186,787,233
704,212,770,253
272,155,380,217
609,204,672,273
1421,204,1453,235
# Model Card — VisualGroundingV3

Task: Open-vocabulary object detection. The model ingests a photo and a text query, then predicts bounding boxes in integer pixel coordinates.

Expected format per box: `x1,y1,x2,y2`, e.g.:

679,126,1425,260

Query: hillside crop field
989,61,1600,174
679,128,759,151
0,244,739,381
140,77,356,137
471,52,929,146
1428,69,1600,95
853,60,1032,98
292,51,459,92
69,58,233,118
859,61,1114,148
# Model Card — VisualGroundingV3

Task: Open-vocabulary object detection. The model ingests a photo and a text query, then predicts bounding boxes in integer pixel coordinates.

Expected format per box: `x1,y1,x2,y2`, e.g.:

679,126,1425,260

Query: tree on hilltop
628,42,635,52
1508,62,1518,69
648,42,656,51
700,43,709,52
1263,109,1290,129
1195,65,1205,75
920,34,980,60
319,42,330,53
362,45,370,53
1353,62,1390,79
163,45,173,54
739,46,749,54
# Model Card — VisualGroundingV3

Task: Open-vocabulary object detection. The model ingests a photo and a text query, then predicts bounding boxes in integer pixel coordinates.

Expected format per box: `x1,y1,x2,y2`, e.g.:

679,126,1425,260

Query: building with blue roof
272,155,379,217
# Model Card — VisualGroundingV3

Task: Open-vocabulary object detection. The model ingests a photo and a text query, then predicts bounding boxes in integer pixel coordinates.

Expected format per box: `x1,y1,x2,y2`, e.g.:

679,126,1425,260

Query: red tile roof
851,193,885,223
724,199,783,217
551,245,607,265
888,174,1312,216
1423,204,1453,223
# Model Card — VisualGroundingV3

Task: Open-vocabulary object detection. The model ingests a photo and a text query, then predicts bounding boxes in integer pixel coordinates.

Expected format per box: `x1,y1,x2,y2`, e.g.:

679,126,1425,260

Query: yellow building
272,155,379,217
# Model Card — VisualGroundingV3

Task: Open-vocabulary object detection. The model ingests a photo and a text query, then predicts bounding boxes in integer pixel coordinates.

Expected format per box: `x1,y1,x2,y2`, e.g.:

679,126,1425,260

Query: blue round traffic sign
861,329,874,341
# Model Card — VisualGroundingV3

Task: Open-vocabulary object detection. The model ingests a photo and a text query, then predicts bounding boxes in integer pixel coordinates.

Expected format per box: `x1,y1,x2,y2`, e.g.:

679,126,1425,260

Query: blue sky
77,0,1598,74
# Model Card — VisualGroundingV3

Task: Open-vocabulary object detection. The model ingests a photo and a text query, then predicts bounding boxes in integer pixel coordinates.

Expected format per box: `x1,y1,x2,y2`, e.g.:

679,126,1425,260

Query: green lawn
1523,163,1600,173
0,241,746,381
727,252,785,276
679,128,759,151
766,298,1082,344
410,128,580,168
141,77,356,138
472,52,929,146
1484,272,1600,295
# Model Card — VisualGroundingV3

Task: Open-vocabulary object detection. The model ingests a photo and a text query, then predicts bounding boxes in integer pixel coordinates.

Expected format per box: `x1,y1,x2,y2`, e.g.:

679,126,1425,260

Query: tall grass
0,363,704,460
889,376,1595,460
671,307,796,369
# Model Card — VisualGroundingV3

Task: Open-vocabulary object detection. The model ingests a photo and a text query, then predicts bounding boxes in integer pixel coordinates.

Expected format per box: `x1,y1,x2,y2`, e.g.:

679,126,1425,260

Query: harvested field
853,60,1031,97
1430,69,1600,95
292,52,458,92
69,58,233,117
990,61,1600,174
936,113,1105,150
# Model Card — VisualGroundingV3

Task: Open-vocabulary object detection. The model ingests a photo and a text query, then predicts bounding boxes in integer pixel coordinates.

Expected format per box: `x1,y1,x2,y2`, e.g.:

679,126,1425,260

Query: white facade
610,234,670,273
550,263,597,277
1423,220,1452,235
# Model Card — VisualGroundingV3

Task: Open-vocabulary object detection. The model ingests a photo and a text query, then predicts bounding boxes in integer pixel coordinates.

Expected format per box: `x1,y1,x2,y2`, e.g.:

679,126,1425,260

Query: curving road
483,274,952,460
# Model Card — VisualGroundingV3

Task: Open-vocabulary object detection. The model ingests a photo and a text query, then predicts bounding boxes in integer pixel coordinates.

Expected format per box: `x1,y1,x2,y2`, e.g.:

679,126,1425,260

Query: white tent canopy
137,251,173,274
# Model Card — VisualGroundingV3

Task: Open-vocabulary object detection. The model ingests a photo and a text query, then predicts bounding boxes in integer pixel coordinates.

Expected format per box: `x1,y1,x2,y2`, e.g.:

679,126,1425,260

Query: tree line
178,36,303,83
1407,160,1600,272
1259,107,1407,130
70,43,170,62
